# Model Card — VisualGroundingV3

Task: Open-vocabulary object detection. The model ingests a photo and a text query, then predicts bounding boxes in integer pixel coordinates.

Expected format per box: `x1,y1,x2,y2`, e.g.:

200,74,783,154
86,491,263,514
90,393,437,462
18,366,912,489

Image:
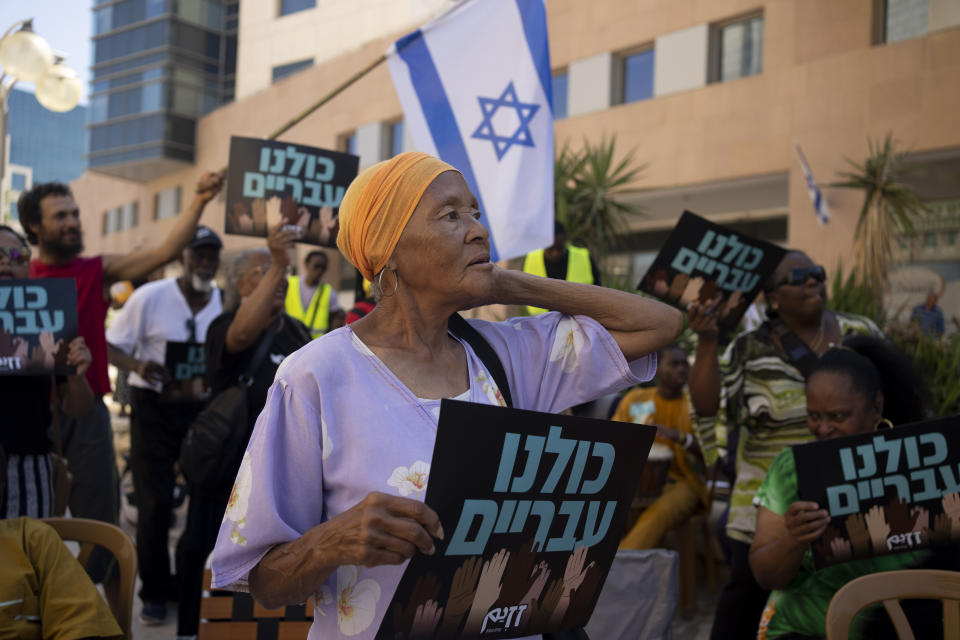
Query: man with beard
106,226,223,625
19,173,223,607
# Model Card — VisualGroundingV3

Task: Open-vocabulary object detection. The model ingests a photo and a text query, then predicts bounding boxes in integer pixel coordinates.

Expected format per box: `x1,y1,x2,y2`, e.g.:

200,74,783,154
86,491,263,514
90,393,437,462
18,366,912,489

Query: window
882,0,929,44
923,232,937,248
280,0,316,17
10,172,27,192
154,186,182,220
552,71,568,119
713,14,764,83
389,120,405,157
271,58,314,83
617,50,655,104
102,202,139,234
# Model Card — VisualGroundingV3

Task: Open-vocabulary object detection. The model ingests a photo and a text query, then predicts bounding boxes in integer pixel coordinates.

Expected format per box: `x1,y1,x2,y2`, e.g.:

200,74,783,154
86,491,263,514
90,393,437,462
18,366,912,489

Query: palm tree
554,135,646,267
830,133,927,289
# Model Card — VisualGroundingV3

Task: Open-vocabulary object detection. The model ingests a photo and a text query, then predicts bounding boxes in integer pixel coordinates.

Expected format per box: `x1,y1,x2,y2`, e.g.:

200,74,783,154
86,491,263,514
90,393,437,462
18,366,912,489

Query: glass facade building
88,0,238,180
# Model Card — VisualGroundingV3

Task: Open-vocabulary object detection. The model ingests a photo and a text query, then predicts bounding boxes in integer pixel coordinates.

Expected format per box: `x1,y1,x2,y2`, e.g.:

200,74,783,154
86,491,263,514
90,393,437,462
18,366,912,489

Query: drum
636,443,674,499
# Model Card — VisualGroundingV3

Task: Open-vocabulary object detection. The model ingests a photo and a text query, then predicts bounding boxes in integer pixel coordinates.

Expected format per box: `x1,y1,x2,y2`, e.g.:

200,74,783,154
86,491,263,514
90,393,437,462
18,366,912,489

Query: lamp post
0,18,82,223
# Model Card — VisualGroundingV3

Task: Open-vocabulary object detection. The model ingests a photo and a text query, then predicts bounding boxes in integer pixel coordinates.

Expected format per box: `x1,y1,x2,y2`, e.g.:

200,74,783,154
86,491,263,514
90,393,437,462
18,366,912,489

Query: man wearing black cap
106,225,224,625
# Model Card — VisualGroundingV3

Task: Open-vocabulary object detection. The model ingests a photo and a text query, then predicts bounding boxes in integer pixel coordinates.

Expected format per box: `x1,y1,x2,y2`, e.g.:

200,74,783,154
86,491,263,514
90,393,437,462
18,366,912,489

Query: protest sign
637,211,786,333
0,278,77,375
162,341,210,403
224,136,360,246
377,399,655,639
794,416,960,569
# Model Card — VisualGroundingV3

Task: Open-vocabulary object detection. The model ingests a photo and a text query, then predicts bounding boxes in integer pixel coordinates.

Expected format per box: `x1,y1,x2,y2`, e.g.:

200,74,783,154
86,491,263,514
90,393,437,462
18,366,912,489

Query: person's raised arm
489,268,682,361
248,492,443,609
687,301,722,416
224,224,298,353
102,172,224,285
749,502,828,590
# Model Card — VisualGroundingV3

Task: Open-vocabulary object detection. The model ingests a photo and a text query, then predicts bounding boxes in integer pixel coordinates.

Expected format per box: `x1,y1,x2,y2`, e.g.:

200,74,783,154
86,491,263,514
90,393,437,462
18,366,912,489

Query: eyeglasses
0,246,31,265
777,265,826,287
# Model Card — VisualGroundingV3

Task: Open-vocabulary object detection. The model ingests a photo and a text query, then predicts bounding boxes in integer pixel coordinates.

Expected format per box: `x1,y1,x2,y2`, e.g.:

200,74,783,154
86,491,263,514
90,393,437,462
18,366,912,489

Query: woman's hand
250,491,443,610
784,501,830,546
317,491,444,566
267,223,298,269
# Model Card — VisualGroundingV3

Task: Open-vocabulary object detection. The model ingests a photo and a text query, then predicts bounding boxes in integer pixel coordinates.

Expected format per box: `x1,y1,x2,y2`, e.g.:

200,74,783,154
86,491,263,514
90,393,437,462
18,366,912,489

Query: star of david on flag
472,82,540,161
387,0,555,262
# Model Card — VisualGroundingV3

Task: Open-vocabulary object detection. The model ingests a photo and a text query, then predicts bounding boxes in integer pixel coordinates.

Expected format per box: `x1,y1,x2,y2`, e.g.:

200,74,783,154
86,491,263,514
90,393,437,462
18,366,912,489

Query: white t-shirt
106,278,222,392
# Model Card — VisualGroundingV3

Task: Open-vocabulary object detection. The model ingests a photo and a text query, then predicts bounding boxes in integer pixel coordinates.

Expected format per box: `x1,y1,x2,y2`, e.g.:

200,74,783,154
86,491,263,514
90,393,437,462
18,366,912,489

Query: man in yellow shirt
285,250,345,339
522,222,601,315
613,344,707,548
0,448,122,640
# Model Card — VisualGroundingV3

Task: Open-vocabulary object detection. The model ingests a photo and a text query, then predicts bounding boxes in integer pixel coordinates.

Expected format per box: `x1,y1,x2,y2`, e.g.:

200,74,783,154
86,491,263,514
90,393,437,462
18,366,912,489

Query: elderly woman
210,152,681,638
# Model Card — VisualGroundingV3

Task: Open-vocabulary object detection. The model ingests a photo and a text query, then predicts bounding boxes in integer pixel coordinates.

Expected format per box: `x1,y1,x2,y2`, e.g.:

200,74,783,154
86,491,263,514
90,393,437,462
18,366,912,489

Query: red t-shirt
30,256,111,395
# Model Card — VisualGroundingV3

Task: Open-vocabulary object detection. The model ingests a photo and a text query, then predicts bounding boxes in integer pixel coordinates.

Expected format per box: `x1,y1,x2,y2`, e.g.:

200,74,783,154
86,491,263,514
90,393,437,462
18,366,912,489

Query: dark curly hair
17,182,73,245
808,334,928,426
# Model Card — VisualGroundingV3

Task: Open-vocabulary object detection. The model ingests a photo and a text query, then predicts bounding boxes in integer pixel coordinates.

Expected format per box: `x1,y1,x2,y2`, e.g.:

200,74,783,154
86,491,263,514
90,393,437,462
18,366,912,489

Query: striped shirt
693,312,882,543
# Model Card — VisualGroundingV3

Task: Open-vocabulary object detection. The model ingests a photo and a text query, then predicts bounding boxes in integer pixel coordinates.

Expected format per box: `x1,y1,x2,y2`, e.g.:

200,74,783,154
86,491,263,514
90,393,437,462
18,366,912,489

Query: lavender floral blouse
211,312,656,639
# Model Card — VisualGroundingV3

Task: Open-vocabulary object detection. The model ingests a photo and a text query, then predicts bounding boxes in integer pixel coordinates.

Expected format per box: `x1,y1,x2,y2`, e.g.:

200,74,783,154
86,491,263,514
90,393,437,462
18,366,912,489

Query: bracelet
682,433,695,449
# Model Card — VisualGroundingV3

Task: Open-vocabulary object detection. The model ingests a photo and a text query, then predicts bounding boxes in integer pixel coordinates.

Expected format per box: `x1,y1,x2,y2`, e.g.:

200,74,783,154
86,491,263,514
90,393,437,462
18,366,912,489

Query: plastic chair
825,569,960,640
43,517,137,640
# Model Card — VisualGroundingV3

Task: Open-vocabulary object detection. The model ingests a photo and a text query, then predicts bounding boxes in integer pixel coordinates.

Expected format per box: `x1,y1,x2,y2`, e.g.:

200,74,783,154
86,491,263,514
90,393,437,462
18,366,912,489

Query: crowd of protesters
0,158,955,640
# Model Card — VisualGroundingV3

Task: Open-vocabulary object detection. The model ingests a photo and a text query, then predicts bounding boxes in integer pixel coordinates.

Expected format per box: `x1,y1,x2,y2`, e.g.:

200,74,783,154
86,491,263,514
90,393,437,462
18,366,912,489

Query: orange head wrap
336,151,458,282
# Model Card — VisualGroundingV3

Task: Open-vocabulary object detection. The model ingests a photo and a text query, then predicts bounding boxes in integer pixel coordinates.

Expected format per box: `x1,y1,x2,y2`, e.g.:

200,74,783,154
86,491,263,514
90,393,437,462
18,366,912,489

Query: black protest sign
376,400,655,639
225,136,360,246
795,416,960,570
0,278,77,375
637,211,786,333
162,341,210,403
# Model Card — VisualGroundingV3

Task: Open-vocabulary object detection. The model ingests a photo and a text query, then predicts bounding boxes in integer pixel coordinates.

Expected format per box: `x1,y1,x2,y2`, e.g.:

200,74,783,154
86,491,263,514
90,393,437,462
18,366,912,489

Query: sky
1,1,92,104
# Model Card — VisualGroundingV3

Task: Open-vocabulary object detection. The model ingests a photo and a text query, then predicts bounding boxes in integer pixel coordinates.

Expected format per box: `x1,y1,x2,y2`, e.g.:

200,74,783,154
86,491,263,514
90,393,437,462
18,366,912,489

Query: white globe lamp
0,21,53,82
35,57,81,112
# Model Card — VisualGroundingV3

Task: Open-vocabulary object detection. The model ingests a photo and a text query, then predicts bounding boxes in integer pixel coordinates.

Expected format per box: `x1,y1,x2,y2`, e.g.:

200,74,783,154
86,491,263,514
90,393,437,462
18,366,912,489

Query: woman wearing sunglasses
0,225,93,518
685,251,883,639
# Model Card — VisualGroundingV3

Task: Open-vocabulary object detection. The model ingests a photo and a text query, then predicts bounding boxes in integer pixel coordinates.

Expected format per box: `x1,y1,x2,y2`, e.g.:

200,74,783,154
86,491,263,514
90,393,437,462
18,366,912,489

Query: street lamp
0,19,82,223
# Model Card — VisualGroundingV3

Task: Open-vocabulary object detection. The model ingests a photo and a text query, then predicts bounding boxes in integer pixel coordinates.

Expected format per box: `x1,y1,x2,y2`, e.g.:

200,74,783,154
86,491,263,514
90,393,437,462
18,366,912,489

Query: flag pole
266,53,387,141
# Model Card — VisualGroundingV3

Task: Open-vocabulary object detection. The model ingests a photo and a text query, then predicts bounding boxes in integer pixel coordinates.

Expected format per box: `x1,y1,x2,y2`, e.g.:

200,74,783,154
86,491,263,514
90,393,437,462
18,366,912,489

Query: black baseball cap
187,225,223,250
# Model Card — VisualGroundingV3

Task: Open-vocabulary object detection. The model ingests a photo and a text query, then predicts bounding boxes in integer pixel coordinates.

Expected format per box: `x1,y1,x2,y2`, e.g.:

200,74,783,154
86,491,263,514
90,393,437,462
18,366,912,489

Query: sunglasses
0,246,31,265
777,265,826,287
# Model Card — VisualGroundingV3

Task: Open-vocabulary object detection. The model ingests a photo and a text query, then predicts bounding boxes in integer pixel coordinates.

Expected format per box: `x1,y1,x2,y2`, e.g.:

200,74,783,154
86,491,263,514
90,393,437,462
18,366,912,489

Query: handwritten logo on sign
446,426,616,556
0,285,65,334
671,229,767,292
242,145,346,209
827,432,955,516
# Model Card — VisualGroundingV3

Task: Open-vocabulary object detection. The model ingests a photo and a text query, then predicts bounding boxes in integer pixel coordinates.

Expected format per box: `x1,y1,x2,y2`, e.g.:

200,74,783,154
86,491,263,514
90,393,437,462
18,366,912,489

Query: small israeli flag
794,141,831,226
387,0,555,262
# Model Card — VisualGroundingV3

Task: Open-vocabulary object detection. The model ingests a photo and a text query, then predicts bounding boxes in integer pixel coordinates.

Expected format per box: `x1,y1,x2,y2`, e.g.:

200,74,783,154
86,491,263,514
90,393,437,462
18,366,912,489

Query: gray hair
223,247,270,310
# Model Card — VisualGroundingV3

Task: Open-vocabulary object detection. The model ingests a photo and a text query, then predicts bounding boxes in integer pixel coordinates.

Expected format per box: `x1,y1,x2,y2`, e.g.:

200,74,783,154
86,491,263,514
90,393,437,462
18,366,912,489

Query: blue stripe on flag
515,0,553,113
396,30,501,261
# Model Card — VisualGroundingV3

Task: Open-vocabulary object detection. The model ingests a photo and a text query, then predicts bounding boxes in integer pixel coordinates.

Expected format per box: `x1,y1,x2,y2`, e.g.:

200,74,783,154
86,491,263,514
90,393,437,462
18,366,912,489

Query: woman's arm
225,225,298,353
57,337,94,419
750,502,829,590
687,301,722,416
490,269,682,361
249,492,443,609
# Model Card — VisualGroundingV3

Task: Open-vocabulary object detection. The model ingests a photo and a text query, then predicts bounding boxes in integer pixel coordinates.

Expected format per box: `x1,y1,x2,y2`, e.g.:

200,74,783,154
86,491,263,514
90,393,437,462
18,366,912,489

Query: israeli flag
387,0,554,262
794,141,831,226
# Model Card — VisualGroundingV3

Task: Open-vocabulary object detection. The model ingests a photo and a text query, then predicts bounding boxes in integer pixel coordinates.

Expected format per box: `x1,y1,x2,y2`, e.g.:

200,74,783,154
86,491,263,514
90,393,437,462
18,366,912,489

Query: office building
88,0,238,181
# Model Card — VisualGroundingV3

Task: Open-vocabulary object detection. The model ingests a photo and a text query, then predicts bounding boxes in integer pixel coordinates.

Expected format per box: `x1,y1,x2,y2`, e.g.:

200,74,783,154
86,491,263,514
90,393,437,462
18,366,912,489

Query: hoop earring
875,418,894,431
377,268,399,298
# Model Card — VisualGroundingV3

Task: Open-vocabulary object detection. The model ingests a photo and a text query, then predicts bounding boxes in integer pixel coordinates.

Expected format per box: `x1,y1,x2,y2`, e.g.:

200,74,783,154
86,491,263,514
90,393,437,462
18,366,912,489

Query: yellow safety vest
522,245,594,315
285,276,331,339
